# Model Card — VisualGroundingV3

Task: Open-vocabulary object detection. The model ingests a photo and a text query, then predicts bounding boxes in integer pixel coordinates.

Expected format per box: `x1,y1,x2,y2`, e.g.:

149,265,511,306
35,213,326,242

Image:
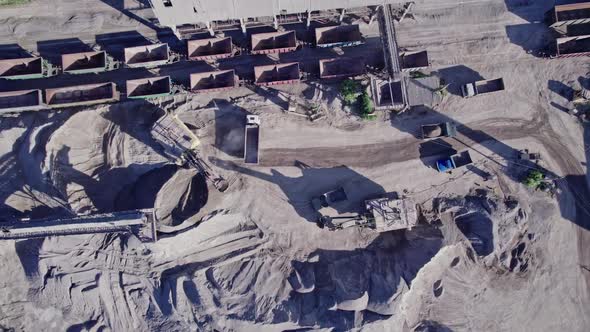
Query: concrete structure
319,57,365,79
251,31,297,54
187,37,233,60
124,43,170,68
315,25,363,48
254,62,300,85
0,210,157,242
45,82,120,108
0,57,44,80
62,51,108,74
406,76,441,106
190,70,237,92
556,34,590,57
149,0,397,37
400,50,429,72
551,2,590,28
371,78,406,111
126,76,172,99
365,196,417,232
0,89,45,114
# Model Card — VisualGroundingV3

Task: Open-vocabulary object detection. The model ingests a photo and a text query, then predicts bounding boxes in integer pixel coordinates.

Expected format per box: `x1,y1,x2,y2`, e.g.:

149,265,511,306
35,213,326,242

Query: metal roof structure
552,2,590,27
150,0,402,30
405,76,441,107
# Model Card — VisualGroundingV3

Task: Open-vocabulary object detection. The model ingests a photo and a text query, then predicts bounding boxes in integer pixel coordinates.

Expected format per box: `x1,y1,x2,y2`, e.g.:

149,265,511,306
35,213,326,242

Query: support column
273,16,279,30
369,5,381,25
240,18,247,34
306,11,311,28
339,8,346,22
205,21,214,36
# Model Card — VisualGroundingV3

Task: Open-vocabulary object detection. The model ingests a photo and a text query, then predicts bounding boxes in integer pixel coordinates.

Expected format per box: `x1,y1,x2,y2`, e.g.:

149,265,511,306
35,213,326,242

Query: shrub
360,91,374,116
523,170,544,189
340,79,360,105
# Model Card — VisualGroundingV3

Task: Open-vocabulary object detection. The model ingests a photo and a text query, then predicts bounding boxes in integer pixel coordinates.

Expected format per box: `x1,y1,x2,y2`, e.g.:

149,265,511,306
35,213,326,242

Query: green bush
410,71,429,79
360,91,373,116
0,0,29,5
523,170,545,189
340,79,360,105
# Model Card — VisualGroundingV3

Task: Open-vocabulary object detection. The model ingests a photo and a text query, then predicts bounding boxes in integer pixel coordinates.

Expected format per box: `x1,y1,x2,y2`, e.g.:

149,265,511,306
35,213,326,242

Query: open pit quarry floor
0,0,590,331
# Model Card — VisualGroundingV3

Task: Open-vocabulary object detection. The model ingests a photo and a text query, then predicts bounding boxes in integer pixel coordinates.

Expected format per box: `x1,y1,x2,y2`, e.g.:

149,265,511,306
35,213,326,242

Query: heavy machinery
461,78,505,98
421,122,457,139
313,189,417,232
436,150,473,172
244,115,260,164
151,112,228,192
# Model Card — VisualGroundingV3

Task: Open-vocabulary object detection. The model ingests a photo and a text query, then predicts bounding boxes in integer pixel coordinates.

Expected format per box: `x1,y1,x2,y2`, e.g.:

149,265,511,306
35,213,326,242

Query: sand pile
44,104,168,213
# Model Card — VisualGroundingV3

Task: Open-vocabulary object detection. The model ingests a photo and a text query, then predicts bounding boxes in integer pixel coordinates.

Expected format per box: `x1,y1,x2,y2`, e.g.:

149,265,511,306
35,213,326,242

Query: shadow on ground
211,158,384,223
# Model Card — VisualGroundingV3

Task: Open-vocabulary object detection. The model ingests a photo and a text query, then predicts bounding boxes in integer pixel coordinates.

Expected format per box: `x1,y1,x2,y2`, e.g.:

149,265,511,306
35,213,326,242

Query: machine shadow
211,158,385,223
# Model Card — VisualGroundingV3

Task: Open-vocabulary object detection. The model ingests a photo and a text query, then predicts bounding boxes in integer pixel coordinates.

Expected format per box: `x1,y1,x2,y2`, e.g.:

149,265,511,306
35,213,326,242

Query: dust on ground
0,0,589,331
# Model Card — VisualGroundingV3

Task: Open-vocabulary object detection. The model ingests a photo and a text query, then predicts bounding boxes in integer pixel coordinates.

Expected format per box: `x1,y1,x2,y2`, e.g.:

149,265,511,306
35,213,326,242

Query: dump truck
461,78,505,98
436,151,473,172
421,122,457,139
0,57,57,80
244,115,260,164
61,51,119,74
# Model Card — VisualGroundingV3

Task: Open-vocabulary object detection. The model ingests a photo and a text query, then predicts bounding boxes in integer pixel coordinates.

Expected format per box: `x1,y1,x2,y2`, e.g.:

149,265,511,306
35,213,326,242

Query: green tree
523,170,545,189
340,79,360,105
360,91,374,117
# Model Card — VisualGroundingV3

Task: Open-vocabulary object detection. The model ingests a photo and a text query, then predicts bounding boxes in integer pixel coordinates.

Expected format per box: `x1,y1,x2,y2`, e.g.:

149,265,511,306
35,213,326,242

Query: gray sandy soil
0,0,589,331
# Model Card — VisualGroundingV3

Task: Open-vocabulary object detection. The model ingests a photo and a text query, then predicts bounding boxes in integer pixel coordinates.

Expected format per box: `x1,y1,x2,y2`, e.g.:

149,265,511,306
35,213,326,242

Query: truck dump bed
254,62,300,85
475,78,505,94
124,43,169,68
45,82,119,108
0,57,43,79
421,122,456,139
126,76,171,99
315,25,362,48
188,37,233,60
371,78,405,111
319,57,365,79
451,151,473,168
251,31,297,54
190,70,236,92
400,50,429,71
557,35,590,57
0,89,44,113
245,126,260,164
62,51,107,74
